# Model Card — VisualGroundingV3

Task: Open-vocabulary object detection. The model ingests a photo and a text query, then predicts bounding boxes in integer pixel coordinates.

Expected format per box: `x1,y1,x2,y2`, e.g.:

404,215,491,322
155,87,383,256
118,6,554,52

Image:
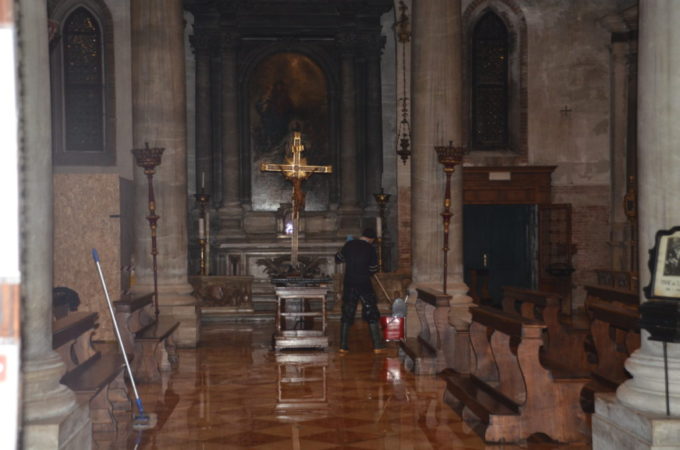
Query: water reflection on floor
94,320,589,449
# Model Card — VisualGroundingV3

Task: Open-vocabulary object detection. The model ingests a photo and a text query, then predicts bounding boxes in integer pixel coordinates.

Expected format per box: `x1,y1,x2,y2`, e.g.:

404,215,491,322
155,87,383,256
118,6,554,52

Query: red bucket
380,316,404,341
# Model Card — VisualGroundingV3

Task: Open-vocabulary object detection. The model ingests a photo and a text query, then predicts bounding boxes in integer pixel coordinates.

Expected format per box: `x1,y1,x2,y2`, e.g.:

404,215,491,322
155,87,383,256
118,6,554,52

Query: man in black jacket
335,228,386,354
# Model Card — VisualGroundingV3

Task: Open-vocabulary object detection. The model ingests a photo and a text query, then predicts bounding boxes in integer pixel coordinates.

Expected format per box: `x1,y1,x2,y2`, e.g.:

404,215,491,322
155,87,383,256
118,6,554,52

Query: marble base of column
616,345,680,415
336,207,363,236
593,392,680,450
363,202,379,215
217,203,246,240
132,282,200,348
22,353,91,449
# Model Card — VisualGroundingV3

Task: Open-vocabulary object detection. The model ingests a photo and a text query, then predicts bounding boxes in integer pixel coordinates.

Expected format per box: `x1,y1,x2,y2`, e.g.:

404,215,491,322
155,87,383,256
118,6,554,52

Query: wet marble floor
96,320,590,449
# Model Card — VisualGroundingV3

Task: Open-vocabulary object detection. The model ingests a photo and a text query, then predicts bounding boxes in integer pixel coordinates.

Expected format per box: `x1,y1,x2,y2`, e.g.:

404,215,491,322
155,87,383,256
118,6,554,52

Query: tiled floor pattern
95,321,590,449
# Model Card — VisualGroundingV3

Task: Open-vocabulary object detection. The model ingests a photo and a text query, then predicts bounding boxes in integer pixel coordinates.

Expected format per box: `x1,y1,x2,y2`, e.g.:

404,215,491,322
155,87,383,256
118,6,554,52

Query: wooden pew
441,305,588,444
594,269,638,292
399,287,460,375
583,284,638,308
501,286,591,376
580,285,640,413
114,292,180,383
53,311,130,432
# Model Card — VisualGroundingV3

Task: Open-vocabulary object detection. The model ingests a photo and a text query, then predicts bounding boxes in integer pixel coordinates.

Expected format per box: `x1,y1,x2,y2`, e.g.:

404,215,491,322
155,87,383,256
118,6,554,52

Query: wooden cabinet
274,286,329,350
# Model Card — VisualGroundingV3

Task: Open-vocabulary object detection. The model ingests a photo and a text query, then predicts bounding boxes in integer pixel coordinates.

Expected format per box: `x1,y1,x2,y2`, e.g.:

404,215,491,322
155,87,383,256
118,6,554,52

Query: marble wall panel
53,173,122,341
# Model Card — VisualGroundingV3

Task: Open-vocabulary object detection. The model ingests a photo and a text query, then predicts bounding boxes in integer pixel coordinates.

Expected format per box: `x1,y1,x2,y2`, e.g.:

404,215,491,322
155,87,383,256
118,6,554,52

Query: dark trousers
341,285,380,325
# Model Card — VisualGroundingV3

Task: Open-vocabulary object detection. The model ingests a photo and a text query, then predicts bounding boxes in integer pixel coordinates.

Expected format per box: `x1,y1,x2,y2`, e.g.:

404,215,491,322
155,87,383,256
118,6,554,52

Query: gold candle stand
435,141,464,294
373,188,391,272
132,143,165,319
195,189,210,276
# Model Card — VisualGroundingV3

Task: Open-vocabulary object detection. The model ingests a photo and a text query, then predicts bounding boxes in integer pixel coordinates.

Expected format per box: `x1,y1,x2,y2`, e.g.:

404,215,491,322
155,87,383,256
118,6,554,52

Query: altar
213,239,345,313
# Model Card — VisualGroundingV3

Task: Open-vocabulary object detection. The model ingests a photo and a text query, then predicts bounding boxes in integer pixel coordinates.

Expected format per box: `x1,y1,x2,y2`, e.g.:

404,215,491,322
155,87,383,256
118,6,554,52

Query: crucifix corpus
260,131,333,269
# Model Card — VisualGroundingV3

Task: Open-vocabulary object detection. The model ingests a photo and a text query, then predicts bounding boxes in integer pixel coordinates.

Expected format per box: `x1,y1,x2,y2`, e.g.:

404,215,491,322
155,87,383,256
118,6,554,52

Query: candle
201,172,205,190
376,217,382,238
198,217,205,239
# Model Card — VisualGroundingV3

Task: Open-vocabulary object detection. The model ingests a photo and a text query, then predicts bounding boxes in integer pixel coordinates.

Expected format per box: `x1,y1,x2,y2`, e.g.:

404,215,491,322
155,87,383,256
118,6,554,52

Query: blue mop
91,248,157,430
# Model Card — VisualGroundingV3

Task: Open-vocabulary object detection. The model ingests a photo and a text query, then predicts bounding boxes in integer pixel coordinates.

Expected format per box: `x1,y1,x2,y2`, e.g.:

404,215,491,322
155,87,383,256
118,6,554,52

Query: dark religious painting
250,52,330,211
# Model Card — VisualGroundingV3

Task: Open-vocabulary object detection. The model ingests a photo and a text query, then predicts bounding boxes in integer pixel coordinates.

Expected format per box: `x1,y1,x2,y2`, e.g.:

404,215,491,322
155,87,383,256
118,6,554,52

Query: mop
91,248,157,430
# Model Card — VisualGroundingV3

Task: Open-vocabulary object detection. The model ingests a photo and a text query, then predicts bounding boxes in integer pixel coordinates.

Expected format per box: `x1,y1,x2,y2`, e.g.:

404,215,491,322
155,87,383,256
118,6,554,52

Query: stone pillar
218,31,245,238
403,0,471,376
338,33,360,217
190,31,212,194
364,34,385,211
600,13,633,271
19,0,91,447
593,2,680,448
409,0,469,304
131,0,198,347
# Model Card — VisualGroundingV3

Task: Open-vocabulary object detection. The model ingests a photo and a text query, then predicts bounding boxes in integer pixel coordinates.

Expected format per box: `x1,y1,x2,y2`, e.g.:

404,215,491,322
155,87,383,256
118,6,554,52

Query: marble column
338,33,361,218
131,0,198,347
408,0,471,354
364,34,385,212
218,31,245,238
593,2,680,448
19,0,91,447
190,31,212,194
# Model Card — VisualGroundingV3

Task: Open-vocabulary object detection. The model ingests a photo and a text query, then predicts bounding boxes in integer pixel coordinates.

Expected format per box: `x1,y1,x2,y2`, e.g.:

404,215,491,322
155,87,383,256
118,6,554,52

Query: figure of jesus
260,131,332,266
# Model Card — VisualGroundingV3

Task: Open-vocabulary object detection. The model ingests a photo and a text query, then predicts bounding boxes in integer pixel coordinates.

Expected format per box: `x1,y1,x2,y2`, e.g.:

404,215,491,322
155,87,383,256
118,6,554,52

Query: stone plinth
189,275,254,316
593,393,680,450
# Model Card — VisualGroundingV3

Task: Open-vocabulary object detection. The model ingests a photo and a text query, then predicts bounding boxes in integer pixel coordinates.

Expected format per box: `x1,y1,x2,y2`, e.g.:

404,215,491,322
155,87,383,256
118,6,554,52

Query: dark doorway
463,204,536,306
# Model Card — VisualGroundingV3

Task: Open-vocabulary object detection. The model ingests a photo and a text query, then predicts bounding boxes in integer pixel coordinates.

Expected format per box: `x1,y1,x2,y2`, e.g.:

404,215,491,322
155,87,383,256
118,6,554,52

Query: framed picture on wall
647,226,680,300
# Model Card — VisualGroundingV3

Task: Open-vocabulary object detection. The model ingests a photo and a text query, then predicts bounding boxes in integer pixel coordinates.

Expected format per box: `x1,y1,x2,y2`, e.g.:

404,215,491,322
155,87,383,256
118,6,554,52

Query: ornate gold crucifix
260,131,332,267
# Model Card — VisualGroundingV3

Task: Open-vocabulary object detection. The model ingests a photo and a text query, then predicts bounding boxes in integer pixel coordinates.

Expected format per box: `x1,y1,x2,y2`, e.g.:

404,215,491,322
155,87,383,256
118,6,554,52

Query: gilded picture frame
647,226,680,300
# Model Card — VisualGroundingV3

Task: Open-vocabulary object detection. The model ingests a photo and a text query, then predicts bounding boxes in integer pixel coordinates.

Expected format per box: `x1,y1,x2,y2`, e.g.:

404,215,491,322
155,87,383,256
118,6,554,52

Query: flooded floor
96,320,590,449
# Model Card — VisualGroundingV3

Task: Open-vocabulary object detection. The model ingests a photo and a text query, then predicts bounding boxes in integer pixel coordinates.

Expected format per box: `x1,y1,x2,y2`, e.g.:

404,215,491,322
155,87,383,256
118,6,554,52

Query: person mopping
334,228,386,354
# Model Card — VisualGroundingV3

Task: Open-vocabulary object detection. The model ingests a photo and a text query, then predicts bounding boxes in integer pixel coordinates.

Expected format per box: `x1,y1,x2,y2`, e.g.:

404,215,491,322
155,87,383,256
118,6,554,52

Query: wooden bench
583,284,638,308
441,305,588,444
113,293,180,383
53,311,130,433
594,269,639,292
398,287,468,374
501,286,591,376
398,337,437,375
580,285,640,413
134,317,180,382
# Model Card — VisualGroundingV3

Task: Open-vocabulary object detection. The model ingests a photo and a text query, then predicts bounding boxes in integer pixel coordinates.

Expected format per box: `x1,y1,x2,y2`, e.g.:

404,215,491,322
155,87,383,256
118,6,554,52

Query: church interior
3,0,680,448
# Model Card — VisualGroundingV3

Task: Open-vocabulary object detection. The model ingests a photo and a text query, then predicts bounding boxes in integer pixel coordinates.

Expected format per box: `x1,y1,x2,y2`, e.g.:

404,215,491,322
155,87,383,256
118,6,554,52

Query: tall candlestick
198,217,205,239
435,141,464,294
373,188,391,272
194,188,210,276
201,172,205,190
132,143,165,319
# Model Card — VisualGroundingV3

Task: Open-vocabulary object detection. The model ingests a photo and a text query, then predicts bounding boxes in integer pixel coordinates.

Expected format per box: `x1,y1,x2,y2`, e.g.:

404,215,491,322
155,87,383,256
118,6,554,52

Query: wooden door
463,204,534,306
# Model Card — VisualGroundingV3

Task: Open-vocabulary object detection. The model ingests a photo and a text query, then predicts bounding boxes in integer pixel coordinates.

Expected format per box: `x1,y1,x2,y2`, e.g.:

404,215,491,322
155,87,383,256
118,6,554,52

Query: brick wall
553,185,610,308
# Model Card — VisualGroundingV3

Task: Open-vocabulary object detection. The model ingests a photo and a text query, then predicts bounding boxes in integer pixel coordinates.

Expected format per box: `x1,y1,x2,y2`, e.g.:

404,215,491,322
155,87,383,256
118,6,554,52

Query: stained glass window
63,7,103,153
472,12,508,149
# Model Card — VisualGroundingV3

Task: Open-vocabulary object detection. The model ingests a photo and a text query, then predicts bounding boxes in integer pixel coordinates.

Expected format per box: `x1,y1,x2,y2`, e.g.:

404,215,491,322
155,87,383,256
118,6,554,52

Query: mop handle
372,274,393,305
91,249,143,409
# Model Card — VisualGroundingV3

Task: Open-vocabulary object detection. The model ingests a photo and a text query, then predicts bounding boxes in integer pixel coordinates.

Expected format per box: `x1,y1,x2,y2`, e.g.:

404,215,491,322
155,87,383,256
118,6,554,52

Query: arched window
50,2,115,166
63,7,103,153
471,12,509,149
